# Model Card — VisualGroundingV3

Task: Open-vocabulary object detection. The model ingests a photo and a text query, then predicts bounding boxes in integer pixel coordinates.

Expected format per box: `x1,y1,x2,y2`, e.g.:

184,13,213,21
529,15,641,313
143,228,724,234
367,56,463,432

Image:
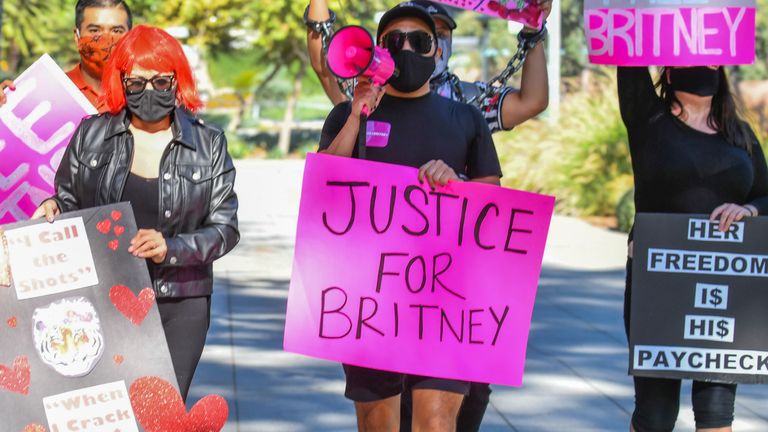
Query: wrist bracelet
303,5,337,33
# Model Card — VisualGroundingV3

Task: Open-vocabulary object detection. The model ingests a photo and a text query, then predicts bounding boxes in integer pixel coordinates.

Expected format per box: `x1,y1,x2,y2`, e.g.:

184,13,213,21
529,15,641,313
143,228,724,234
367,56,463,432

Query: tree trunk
228,93,248,132
277,63,306,156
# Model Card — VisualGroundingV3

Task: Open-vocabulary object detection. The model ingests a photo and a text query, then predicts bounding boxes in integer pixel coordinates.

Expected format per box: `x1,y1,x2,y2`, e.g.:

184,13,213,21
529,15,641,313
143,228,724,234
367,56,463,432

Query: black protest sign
0,203,177,431
631,213,768,383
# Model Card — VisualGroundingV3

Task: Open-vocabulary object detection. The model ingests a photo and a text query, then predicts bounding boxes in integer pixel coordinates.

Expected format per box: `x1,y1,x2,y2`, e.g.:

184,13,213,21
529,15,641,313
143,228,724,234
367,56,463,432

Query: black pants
400,382,491,431
157,296,211,401
625,258,736,431
632,377,736,431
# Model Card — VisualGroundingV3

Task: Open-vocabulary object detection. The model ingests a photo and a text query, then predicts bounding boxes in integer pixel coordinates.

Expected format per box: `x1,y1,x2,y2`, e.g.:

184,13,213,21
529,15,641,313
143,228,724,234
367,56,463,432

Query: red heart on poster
108,239,119,251
96,219,112,234
110,285,155,326
23,424,46,432
130,376,229,432
113,225,125,236
0,356,30,395
188,395,229,432
111,210,123,221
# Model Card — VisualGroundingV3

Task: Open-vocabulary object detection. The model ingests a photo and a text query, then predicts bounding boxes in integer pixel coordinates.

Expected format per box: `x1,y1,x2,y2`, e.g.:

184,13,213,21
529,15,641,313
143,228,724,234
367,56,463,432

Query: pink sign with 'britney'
284,153,555,386
585,0,756,66
0,54,97,224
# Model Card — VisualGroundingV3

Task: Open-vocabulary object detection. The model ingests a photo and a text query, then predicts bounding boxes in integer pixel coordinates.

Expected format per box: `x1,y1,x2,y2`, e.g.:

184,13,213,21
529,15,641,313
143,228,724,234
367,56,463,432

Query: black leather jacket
52,108,239,298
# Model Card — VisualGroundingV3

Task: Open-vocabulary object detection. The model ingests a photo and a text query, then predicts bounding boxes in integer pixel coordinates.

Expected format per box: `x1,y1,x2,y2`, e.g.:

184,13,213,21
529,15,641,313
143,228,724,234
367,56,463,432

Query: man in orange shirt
1,0,132,112
67,0,133,112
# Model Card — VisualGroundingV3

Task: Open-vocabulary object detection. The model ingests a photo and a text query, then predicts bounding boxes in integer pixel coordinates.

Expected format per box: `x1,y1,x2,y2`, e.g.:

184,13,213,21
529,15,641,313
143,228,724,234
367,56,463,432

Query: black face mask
388,50,436,93
126,89,177,122
669,67,720,97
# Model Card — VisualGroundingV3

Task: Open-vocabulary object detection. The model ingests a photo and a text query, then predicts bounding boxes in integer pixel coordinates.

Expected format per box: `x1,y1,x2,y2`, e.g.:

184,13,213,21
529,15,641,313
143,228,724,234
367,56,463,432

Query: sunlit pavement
190,160,768,432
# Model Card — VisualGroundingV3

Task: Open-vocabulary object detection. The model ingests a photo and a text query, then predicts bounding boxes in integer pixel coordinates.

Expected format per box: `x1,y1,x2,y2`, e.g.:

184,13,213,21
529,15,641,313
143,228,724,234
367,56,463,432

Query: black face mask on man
669,67,721,97
126,89,177,122
388,50,436,93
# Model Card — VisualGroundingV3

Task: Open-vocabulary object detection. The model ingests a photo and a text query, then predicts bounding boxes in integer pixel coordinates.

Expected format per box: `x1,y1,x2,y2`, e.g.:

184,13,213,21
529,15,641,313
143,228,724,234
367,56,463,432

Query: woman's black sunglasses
381,30,434,55
123,75,176,95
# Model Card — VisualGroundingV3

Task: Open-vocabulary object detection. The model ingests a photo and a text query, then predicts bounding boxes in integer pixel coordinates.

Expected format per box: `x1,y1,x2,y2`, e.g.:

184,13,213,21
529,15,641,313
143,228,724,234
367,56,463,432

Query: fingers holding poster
584,0,756,66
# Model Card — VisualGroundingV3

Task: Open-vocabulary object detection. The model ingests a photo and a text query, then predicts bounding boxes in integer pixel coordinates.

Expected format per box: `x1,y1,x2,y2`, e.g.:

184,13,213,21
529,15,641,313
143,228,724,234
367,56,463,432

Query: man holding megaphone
319,4,502,431
306,0,551,132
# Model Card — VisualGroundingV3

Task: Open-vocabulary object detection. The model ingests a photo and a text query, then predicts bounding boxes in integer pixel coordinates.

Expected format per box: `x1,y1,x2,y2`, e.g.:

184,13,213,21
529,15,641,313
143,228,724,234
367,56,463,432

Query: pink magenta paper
432,0,544,28
366,121,392,148
585,0,756,66
0,54,97,224
284,153,555,387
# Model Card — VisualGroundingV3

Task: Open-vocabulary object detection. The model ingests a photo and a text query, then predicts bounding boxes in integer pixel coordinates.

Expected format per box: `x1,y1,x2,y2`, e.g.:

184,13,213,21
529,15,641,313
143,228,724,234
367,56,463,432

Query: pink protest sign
284,153,555,386
585,0,756,66
0,54,97,224
432,0,544,28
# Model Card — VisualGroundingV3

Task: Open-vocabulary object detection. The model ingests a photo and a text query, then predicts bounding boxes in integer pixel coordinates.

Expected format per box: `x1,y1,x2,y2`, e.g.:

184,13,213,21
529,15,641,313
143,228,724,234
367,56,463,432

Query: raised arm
497,0,551,130
306,0,350,105
617,67,659,128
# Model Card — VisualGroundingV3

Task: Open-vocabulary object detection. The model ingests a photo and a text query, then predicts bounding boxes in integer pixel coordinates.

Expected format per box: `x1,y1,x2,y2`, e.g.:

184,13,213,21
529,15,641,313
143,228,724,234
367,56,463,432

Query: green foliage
1,0,70,73
496,75,633,216
153,0,253,51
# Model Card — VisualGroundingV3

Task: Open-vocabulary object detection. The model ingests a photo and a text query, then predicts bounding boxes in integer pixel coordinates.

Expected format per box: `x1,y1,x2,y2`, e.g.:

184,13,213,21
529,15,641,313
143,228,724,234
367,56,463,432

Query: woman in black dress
619,65,768,432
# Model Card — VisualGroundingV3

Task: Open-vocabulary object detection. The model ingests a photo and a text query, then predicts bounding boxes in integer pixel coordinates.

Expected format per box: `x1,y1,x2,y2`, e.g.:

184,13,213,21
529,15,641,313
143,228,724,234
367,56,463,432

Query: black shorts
343,364,471,402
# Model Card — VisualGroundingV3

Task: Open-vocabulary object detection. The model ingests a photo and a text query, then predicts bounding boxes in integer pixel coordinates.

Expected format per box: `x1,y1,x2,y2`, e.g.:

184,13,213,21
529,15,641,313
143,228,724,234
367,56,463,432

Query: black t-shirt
318,92,502,179
617,67,768,218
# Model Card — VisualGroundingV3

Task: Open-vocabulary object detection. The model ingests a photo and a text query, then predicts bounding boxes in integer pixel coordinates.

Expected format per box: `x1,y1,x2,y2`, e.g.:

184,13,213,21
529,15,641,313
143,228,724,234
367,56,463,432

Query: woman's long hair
656,67,752,154
101,25,203,114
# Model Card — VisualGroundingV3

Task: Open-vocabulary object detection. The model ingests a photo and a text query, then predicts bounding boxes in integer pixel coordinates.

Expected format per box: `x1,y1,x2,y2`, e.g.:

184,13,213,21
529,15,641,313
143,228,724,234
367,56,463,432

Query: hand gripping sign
585,0,756,66
284,153,555,387
0,54,97,225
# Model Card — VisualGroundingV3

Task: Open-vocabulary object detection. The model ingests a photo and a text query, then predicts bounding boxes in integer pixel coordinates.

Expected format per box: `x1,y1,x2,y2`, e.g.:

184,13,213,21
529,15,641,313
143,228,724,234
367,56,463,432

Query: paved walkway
191,160,768,431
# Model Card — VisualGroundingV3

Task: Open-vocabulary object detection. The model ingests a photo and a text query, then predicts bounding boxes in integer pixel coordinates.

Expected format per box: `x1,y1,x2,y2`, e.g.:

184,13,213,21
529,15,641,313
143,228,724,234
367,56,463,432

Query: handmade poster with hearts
0,203,178,431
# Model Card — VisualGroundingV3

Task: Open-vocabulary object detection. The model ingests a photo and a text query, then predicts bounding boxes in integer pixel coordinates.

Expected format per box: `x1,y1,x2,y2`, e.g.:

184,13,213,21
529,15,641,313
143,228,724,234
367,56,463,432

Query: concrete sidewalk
190,160,768,431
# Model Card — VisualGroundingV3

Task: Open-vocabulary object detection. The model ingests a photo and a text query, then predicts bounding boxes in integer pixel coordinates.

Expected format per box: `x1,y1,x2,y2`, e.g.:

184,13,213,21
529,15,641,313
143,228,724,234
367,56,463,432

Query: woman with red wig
32,25,240,400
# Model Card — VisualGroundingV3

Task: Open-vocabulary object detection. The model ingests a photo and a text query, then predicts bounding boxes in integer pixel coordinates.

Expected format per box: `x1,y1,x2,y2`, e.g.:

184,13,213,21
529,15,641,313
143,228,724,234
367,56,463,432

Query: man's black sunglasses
381,30,434,55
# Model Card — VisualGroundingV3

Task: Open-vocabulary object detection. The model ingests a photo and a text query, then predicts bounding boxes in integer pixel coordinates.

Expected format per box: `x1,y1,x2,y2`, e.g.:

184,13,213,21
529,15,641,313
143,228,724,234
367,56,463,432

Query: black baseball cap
376,2,438,42
410,0,457,30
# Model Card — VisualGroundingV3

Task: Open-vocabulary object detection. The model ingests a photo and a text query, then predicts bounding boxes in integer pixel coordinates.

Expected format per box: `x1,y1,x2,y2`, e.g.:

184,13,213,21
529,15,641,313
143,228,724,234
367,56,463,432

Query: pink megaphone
327,25,396,88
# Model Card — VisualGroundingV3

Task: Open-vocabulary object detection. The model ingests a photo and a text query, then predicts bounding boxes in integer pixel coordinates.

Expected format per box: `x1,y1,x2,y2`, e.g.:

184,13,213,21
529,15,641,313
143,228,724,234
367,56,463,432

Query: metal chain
466,29,544,105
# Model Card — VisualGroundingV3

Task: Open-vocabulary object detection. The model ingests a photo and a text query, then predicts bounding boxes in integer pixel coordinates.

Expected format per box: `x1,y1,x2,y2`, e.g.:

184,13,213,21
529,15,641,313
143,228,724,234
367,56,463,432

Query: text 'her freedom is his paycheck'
285,154,555,386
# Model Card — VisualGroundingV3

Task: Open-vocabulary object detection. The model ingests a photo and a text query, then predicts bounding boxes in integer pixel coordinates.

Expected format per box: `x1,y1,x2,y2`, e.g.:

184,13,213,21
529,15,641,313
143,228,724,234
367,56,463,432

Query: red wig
101,25,203,114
